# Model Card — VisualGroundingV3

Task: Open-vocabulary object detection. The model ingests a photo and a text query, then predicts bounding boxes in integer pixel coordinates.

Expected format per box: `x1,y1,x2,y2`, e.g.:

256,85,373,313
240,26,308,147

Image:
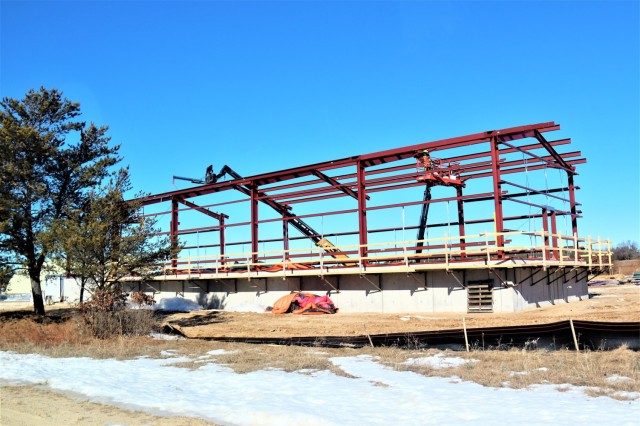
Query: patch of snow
154,297,202,312
126,303,154,310
510,371,529,376
207,349,235,356
614,391,640,399
0,351,638,426
149,333,182,341
306,350,329,355
538,367,549,372
0,293,31,302
403,353,477,369
226,303,267,313
399,316,411,321
607,375,633,383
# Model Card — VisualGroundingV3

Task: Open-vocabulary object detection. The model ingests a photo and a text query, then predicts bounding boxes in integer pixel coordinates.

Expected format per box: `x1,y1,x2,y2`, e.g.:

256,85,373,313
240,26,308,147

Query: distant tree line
612,240,640,261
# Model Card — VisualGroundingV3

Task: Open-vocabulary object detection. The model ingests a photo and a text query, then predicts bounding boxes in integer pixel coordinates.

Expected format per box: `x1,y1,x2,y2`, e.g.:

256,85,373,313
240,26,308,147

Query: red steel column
219,217,225,265
550,210,558,259
282,213,289,255
456,186,466,259
357,161,368,261
170,198,179,269
568,173,579,241
250,186,259,265
489,136,505,257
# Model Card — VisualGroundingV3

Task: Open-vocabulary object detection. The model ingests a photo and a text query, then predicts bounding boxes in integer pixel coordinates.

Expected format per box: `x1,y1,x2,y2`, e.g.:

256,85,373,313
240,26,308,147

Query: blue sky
1,0,638,247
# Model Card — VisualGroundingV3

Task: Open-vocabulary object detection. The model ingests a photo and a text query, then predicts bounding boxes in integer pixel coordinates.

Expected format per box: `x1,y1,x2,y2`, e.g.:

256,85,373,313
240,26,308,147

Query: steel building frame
135,122,611,279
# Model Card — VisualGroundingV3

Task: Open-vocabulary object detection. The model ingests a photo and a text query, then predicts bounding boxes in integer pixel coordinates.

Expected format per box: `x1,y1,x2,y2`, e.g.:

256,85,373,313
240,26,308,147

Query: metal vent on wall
467,280,493,313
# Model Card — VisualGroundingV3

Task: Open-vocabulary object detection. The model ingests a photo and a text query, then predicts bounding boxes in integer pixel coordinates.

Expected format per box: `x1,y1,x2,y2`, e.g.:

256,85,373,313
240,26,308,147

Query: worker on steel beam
205,165,216,184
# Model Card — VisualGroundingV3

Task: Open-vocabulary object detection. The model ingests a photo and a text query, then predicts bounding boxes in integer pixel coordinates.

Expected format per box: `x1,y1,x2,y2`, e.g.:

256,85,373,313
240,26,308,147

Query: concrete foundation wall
127,267,589,313
513,268,588,310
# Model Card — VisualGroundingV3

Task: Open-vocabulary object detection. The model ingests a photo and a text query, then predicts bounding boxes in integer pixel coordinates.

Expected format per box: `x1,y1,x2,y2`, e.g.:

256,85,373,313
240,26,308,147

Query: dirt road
0,385,216,426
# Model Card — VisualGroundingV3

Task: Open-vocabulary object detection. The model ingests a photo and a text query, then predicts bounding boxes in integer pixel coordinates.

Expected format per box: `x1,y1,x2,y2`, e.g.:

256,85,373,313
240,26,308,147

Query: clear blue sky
1,0,638,246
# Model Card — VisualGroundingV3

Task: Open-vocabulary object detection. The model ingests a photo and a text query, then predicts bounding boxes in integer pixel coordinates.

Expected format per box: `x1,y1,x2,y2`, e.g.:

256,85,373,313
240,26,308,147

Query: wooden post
569,318,580,352
364,324,374,348
597,236,603,269
463,317,470,352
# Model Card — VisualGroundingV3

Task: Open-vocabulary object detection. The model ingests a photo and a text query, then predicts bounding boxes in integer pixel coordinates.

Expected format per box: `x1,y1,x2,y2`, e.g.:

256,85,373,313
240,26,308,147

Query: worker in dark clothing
205,165,216,184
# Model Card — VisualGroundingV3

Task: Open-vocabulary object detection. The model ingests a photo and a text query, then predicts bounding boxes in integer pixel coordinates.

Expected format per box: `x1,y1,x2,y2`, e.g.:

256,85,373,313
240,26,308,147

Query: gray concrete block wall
127,266,590,313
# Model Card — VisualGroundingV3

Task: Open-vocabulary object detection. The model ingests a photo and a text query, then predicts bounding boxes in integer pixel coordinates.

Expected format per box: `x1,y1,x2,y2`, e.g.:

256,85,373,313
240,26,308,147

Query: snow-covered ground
0,293,30,302
1,349,638,426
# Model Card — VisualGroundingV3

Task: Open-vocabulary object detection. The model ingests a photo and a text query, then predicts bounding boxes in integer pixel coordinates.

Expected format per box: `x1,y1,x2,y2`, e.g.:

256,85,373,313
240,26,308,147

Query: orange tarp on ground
271,292,338,315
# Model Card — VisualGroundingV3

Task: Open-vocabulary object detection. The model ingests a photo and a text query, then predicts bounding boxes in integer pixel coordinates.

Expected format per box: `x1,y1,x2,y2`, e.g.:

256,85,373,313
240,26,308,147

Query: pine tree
54,168,172,303
0,87,119,314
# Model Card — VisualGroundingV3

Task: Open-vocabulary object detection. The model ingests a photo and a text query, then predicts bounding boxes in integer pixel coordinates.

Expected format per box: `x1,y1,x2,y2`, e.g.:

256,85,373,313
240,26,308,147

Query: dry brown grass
0,310,90,349
0,309,177,359
374,346,640,398
166,342,355,377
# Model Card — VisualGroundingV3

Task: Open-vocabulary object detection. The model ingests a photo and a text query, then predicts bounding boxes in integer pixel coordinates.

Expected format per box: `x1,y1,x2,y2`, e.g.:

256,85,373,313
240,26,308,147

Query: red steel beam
357,160,368,260
568,173,579,240
259,136,572,197
267,151,584,204
456,185,466,259
533,130,575,173
500,180,572,203
219,216,226,264
170,198,179,269
175,198,229,221
490,136,505,255
250,186,259,264
505,198,572,216
358,122,560,167
464,158,586,181
311,169,366,200
499,140,574,173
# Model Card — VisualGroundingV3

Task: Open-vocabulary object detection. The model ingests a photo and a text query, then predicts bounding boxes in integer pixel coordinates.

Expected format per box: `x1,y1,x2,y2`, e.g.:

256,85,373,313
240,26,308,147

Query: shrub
129,290,156,307
81,288,156,338
81,309,156,339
